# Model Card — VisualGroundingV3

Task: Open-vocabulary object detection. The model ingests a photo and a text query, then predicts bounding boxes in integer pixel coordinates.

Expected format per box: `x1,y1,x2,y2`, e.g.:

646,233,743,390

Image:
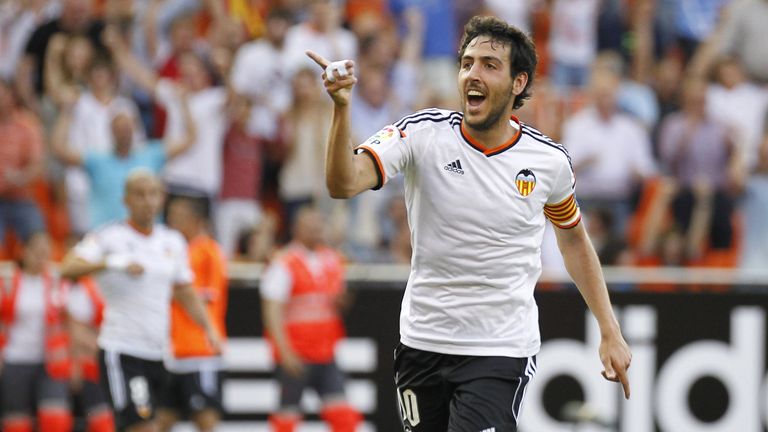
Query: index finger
616,366,631,399
305,50,330,69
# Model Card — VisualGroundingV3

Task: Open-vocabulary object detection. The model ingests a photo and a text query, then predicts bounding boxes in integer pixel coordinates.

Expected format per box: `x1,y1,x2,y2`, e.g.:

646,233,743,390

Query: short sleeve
142,141,167,171
354,124,412,190
173,237,194,285
544,155,581,229
73,232,106,262
67,285,94,323
154,79,178,109
260,261,292,302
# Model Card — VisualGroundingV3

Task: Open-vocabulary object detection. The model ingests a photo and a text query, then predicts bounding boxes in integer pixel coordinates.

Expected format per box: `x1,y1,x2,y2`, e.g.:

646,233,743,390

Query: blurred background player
59,170,220,432
158,196,228,432
0,232,73,432
260,206,362,432
66,275,115,432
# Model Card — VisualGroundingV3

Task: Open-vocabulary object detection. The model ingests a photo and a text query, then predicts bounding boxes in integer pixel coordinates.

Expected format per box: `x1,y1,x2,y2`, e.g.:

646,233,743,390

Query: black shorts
393,343,536,432
99,350,168,429
0,363,70,416
277,362,346,408
159,369,223,416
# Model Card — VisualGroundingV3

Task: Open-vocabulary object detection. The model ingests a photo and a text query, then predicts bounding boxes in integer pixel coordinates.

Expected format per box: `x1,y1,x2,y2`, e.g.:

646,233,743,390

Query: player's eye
462,62,472,70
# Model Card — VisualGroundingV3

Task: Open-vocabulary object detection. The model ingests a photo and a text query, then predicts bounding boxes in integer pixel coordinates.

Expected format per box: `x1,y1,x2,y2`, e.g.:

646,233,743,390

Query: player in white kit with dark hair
308,15,631,432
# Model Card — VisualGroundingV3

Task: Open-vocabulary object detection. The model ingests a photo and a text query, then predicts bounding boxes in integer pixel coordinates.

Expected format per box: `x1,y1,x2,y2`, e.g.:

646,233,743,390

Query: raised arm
51,105,84,167
103,26,159,95
554,222,632,399
165,88,196,160
305,50,379,198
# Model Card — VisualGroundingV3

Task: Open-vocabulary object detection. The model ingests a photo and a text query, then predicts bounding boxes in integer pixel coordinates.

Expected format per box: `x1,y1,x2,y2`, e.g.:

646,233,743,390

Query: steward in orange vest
0,233,73,432
261,207,362,432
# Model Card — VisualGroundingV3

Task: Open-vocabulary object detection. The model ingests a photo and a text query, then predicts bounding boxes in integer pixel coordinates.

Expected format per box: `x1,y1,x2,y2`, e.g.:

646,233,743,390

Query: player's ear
512,71,528,97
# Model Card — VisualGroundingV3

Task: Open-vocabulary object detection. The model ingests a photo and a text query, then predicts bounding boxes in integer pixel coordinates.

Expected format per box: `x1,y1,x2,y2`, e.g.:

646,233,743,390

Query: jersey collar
460,115,522,157
127,219,153,236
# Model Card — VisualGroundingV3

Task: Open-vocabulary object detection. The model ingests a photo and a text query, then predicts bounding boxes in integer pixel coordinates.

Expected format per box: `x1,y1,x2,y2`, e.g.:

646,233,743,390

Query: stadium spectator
51,90,195,228
389,0,459,107
481,0,537,35
59,171,220,432
16,0,103,114
673,0,730,61
216,94,266,258
261,206,362,432
279,67,331,228
739,112,768,269
547,0,600,92
658,77,739,259
718,0,768,83
105,28,229,211
56,57,145,235
284,0,357,75
66,277,116,432
0,79,46,248
308,14,631,430
0,0,60,80
0,232,73,432
230,7,293,143
160,197,228,432
562,64,656,234
704,57,768,171
43,34,95,109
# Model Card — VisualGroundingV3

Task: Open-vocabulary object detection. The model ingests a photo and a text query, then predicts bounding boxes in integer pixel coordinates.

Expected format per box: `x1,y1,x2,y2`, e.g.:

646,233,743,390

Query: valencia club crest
515,169,536,197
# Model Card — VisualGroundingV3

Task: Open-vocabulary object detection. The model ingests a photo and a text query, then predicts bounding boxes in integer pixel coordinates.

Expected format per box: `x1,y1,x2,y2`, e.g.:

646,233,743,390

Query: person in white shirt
60,170,220,432
307,15,631,432
562,64,657,234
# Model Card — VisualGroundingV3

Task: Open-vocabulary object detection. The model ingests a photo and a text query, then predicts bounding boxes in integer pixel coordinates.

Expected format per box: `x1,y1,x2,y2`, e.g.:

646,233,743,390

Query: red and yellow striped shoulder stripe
543,194,581,229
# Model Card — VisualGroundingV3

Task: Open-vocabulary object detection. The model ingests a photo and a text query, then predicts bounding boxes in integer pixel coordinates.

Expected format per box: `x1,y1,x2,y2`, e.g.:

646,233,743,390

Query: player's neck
128,218,153,236
462,117,518,150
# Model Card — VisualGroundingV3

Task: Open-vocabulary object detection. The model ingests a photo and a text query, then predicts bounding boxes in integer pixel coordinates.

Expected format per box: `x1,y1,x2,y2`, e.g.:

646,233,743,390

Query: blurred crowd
0,0,767,270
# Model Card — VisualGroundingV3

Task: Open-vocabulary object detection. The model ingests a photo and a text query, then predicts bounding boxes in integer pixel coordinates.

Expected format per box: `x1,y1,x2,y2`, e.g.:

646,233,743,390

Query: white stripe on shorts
199,369,217,396
105,351,127,409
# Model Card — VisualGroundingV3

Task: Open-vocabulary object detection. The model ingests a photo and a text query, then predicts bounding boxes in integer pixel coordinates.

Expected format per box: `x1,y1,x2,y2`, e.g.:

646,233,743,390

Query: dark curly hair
457,16,538,110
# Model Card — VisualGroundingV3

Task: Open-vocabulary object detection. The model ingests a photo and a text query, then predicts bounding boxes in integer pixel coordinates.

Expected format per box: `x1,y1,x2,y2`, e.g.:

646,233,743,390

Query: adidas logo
444,159,464,175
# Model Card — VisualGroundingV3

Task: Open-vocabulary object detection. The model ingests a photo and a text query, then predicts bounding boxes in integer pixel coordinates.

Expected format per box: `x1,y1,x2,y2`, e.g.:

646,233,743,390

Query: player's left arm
173,283,221,352
554,222,632,399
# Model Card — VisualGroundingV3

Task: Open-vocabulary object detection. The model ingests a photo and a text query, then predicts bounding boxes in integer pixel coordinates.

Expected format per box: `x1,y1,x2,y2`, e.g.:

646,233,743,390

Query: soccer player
59,170,220,432
307,15,632,431
260,206,362,432
158,197,228,432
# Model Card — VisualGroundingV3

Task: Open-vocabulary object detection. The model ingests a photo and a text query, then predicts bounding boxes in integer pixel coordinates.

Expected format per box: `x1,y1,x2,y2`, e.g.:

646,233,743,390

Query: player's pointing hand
306,50,356,107
600,331,632,399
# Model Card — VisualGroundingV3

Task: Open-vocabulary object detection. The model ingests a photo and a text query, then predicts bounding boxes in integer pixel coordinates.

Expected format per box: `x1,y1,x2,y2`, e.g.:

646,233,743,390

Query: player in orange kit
159,197,228,432
261,206,362,432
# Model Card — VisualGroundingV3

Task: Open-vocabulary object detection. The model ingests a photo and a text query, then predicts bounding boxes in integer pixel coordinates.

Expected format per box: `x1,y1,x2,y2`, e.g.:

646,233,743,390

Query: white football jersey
73,222,193,360
356,109,581,357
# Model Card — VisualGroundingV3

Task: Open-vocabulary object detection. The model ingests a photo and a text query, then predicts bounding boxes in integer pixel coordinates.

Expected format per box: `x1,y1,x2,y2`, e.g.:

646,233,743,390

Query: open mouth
467,89,486,108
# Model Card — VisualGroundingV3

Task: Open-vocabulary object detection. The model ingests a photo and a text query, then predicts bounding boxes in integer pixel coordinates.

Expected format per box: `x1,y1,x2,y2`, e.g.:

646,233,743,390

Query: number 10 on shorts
398,388,420,428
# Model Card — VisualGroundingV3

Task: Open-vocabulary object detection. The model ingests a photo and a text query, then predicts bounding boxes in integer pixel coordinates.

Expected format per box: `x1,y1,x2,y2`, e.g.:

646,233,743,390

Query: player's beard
463,84,515,132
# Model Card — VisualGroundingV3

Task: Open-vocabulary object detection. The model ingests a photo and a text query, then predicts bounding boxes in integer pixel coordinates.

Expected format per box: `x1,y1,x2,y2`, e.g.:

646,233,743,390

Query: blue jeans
0,199,45,243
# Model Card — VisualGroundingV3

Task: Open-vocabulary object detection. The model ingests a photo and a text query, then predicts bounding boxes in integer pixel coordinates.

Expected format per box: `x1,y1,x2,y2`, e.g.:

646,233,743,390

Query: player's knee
268,412,302,432
86,408,115,432
3,416,34,432
320,404,362,432
37,408,74,432
192,409,220,432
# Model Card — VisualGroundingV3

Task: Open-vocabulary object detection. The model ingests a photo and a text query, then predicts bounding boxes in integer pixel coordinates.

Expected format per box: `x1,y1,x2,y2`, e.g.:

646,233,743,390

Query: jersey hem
400,336,540,358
